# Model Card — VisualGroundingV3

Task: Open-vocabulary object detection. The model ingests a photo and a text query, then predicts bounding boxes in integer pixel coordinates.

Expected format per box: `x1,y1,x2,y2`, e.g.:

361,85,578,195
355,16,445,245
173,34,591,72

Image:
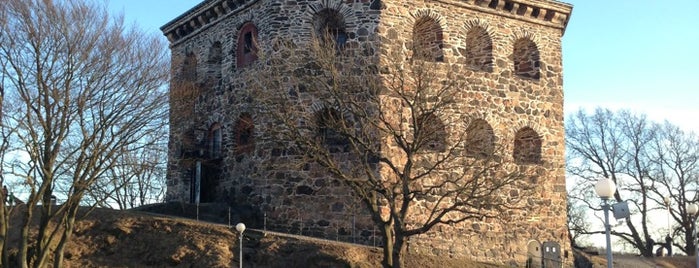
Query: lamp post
665,196,673,256
665,196,672,236
595,178,616,268
235,223,246,268
686,203,698,268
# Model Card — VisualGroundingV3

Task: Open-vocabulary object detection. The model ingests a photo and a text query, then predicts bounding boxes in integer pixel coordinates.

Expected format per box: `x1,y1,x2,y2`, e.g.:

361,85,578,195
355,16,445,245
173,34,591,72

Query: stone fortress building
162,0,572,266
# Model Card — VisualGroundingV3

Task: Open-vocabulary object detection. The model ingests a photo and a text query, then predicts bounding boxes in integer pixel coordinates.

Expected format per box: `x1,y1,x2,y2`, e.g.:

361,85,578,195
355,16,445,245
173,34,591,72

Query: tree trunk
19,204,32,268
382,223,394,268
34,211,54,268
53,205,78,268
391,233,406,268
0,205,8,267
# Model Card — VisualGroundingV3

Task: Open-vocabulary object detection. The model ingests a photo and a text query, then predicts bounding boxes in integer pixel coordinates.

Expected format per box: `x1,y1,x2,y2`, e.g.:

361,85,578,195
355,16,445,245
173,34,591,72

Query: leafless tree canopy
251,35,536,268
566,108,699,256
0,0,169,267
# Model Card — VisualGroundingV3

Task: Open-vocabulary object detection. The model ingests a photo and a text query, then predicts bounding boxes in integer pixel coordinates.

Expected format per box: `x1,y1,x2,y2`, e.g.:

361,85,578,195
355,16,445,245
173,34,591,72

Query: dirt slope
4,207,502,267
5,205,696,267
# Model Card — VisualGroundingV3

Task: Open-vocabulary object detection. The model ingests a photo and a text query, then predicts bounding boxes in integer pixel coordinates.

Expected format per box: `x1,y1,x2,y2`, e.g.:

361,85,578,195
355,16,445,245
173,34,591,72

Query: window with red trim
236,22,258,68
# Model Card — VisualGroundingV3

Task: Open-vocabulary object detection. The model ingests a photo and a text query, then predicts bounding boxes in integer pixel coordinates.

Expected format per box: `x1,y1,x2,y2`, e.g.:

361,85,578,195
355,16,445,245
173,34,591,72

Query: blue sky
108,0,699,132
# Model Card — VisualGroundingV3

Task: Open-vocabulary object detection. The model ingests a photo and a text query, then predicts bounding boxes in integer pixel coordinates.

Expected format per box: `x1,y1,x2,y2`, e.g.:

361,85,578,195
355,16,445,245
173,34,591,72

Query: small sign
612,201,630,219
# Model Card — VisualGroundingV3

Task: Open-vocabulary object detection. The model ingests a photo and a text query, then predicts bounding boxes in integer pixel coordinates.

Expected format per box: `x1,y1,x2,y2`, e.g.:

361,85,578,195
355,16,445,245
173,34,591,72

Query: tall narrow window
417,113,446,152
465,119,495,158
244,32,253,53
413,16,444,62
513,127,542,164
513,38,541,79
182,52,197,82
234,113,255,154
237,22,259,67
313,9,347,50
465,26,493,72
316,108,350,153
209,123,222,159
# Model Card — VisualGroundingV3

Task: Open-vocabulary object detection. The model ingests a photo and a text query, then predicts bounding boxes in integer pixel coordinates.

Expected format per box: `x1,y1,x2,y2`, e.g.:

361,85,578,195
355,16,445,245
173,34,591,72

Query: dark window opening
182,52,197,82
244,32,253,54
313,9,347,50
209,123,222,159
237,22,258,67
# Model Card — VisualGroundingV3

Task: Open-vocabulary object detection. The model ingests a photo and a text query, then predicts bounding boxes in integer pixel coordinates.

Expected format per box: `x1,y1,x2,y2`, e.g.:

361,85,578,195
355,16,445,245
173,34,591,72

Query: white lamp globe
687,203,699,216
594,178,616,200
236,222,246,233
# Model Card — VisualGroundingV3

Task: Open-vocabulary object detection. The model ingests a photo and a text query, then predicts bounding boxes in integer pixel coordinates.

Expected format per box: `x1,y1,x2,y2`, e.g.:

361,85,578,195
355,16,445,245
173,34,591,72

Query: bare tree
0,0,168,267
647,122,699,255
86,131,167,210
566,108,699,257
567,197,591,248
0,77,18,267
251,36,536,268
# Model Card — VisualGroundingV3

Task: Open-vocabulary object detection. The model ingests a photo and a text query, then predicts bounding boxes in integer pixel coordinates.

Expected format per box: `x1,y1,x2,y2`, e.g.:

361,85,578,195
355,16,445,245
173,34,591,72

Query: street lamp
665,196,672,236
686,203,698,268
595,178,616,268
664,196,674,256
235,223,246,268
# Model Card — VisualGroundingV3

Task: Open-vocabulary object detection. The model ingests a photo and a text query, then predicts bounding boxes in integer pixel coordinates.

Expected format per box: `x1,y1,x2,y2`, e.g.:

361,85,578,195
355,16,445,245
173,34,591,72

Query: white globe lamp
594,178,616,200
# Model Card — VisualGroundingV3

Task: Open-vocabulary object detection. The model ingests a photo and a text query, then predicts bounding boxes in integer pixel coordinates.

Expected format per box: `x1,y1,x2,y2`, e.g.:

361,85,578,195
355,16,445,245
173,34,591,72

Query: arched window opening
465,119,495,158
417,113,446,152
182,52,197,82
313,8,347,50
465,27,493,72
513,38,541,79
208,41,223,63
316,108,350,153
237,22,259,68
234,113,255,154
412,17,444,62
513,127,542,164
209,123,222,159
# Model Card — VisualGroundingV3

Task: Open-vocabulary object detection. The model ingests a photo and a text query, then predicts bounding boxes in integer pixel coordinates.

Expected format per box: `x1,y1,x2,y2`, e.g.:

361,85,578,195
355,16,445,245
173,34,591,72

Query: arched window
208,41,223,64
513,127,542,164
465,119,494,158
316,108,350,153
313,8,347,49
513,38,541,79
465,26,493,72
234,113,255,154
237,22,258,67
417,113,446,152
182,52,197,82
412,16,444,62
209,123,222,159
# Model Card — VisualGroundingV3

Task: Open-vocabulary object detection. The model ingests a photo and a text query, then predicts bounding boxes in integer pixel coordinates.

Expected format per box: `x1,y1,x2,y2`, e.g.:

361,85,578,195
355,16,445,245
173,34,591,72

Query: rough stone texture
162,0,572,266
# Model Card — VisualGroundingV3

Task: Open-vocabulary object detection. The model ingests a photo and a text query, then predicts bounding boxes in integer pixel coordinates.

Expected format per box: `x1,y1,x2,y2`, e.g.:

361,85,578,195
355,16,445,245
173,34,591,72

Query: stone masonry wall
163,0,572,266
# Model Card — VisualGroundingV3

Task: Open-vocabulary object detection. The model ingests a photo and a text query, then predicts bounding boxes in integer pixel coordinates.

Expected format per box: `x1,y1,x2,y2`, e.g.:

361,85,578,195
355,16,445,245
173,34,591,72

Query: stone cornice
432,0,573,35
161,0,260,45
161,0,573,44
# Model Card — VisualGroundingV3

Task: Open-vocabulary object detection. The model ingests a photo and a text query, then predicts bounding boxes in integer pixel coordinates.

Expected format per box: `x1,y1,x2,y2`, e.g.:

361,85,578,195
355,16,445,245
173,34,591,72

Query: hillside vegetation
4,205,502,267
